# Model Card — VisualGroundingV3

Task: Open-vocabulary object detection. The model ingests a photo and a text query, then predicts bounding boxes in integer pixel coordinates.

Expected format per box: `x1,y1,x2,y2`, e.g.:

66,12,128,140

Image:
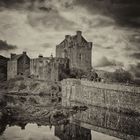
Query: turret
38,54,43,58
65,35,71,42
23,51,26,55
10,53,16,59
76,31,82,43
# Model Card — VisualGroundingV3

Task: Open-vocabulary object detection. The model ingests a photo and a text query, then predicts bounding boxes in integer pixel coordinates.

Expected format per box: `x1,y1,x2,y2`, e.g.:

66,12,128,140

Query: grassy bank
0,77,61,96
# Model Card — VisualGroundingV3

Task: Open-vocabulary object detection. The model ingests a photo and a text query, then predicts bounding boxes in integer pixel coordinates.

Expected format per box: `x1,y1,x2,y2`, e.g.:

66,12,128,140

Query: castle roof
0,55,9,60
10,52,28,61
58,33,88,47
11,54,22,60
72,35,88,43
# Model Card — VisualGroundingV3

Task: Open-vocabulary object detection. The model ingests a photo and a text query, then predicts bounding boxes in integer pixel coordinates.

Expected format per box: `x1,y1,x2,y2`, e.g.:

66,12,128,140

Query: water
0,123,121,140
0,95,140,140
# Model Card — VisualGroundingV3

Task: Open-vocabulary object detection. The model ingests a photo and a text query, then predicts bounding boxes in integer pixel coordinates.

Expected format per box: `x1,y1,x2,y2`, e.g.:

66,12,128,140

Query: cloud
0,0,74,12
75,0,140,27
0,0,139,72
0,40,17,50
95,56,123,68
27,9,77,31
129,63,140,78
130,53,140,59
0,0,45,11
80,15,115,29
41,43,52,48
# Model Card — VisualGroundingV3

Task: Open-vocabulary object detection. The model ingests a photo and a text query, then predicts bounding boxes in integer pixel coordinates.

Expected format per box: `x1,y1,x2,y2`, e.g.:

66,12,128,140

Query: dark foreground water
0,95,140,140
0,123,121,140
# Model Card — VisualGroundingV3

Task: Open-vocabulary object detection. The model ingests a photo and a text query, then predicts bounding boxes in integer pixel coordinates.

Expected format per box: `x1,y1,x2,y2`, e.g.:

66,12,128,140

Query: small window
79,53,82,60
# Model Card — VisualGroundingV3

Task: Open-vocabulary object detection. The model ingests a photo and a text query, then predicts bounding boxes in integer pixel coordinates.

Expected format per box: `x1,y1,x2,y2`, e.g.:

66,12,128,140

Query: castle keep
56,31,92,71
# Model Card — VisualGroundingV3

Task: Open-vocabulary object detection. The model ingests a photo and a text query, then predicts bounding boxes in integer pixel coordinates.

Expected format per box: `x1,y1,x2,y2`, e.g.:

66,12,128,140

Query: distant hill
0,40,17,50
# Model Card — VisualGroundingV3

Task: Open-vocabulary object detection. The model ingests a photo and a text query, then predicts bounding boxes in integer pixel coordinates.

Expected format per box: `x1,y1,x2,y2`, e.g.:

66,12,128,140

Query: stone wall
56,31,92,71
17,55,30,76
30,57,69,81
71,105,140,140
7,60,17,80
61,79,140,113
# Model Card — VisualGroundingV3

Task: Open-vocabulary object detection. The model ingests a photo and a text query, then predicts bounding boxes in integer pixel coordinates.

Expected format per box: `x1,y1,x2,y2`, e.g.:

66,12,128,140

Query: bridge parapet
61,78,140,113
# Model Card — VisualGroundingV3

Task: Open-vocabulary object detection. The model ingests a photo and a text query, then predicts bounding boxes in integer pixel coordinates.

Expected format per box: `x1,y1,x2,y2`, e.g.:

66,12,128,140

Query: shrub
30,82,39,90
19,83,26,90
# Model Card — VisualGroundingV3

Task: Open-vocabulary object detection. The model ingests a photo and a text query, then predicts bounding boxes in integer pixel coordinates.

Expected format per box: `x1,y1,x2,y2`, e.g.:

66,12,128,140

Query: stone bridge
61,79,140,114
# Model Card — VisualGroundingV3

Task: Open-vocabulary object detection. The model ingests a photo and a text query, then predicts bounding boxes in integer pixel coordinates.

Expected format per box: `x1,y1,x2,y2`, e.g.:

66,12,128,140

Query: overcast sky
0,0,140,75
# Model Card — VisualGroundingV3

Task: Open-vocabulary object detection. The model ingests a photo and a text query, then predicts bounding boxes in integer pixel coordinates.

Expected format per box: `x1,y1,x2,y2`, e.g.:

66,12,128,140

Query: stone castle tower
56,31,92,71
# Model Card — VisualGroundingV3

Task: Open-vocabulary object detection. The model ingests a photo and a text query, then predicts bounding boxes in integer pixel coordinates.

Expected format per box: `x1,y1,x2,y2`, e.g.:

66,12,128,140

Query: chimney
77,31,82,36
38,54,43,58
76,31,82,43
65,35,70,38
11,53,16,59
23,51,26,55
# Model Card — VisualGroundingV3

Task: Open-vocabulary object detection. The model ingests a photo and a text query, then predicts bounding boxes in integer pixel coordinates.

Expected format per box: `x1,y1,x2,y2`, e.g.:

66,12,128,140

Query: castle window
79,53,82,60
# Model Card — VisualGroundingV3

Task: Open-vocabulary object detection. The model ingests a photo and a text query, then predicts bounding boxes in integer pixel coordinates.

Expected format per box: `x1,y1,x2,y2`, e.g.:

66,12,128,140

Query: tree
112,69,133,83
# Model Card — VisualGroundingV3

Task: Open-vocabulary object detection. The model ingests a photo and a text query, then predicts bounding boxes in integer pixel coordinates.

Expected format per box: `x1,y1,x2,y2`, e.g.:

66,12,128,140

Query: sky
0,0,140,76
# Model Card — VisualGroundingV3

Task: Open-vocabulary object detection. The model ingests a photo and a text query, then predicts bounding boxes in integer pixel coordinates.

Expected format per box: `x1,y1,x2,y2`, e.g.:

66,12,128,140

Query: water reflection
70,105,140,140
0,123,60,140
0,95,140,140
55,124,91,140
0,121,121,140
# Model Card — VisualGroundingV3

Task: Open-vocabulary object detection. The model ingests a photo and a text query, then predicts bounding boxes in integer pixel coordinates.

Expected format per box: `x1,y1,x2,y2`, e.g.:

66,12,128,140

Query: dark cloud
0,0,52,12
0,40,17,50
75,0,140,27
95,56,123,67
0,0,72,12
1,0,140,28
130,53,140,59
38,7,52,12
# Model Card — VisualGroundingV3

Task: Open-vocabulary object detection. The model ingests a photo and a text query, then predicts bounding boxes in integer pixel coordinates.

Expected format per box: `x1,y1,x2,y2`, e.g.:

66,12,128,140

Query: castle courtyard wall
7,60,17,80
61,79,140,113
30,57,69,81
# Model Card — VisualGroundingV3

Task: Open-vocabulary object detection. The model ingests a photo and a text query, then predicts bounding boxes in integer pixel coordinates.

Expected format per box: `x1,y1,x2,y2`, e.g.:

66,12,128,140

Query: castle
7,31,92,81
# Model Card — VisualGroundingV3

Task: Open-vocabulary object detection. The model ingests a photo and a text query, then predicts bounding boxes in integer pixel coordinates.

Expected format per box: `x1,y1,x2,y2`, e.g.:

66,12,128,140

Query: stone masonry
30,55,69,81
7,52,30,80
56,31,92,71
61,78,140,113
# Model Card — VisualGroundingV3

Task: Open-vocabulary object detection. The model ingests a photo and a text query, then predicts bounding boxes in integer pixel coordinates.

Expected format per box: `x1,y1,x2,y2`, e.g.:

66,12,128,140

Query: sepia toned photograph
0,0,140,140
